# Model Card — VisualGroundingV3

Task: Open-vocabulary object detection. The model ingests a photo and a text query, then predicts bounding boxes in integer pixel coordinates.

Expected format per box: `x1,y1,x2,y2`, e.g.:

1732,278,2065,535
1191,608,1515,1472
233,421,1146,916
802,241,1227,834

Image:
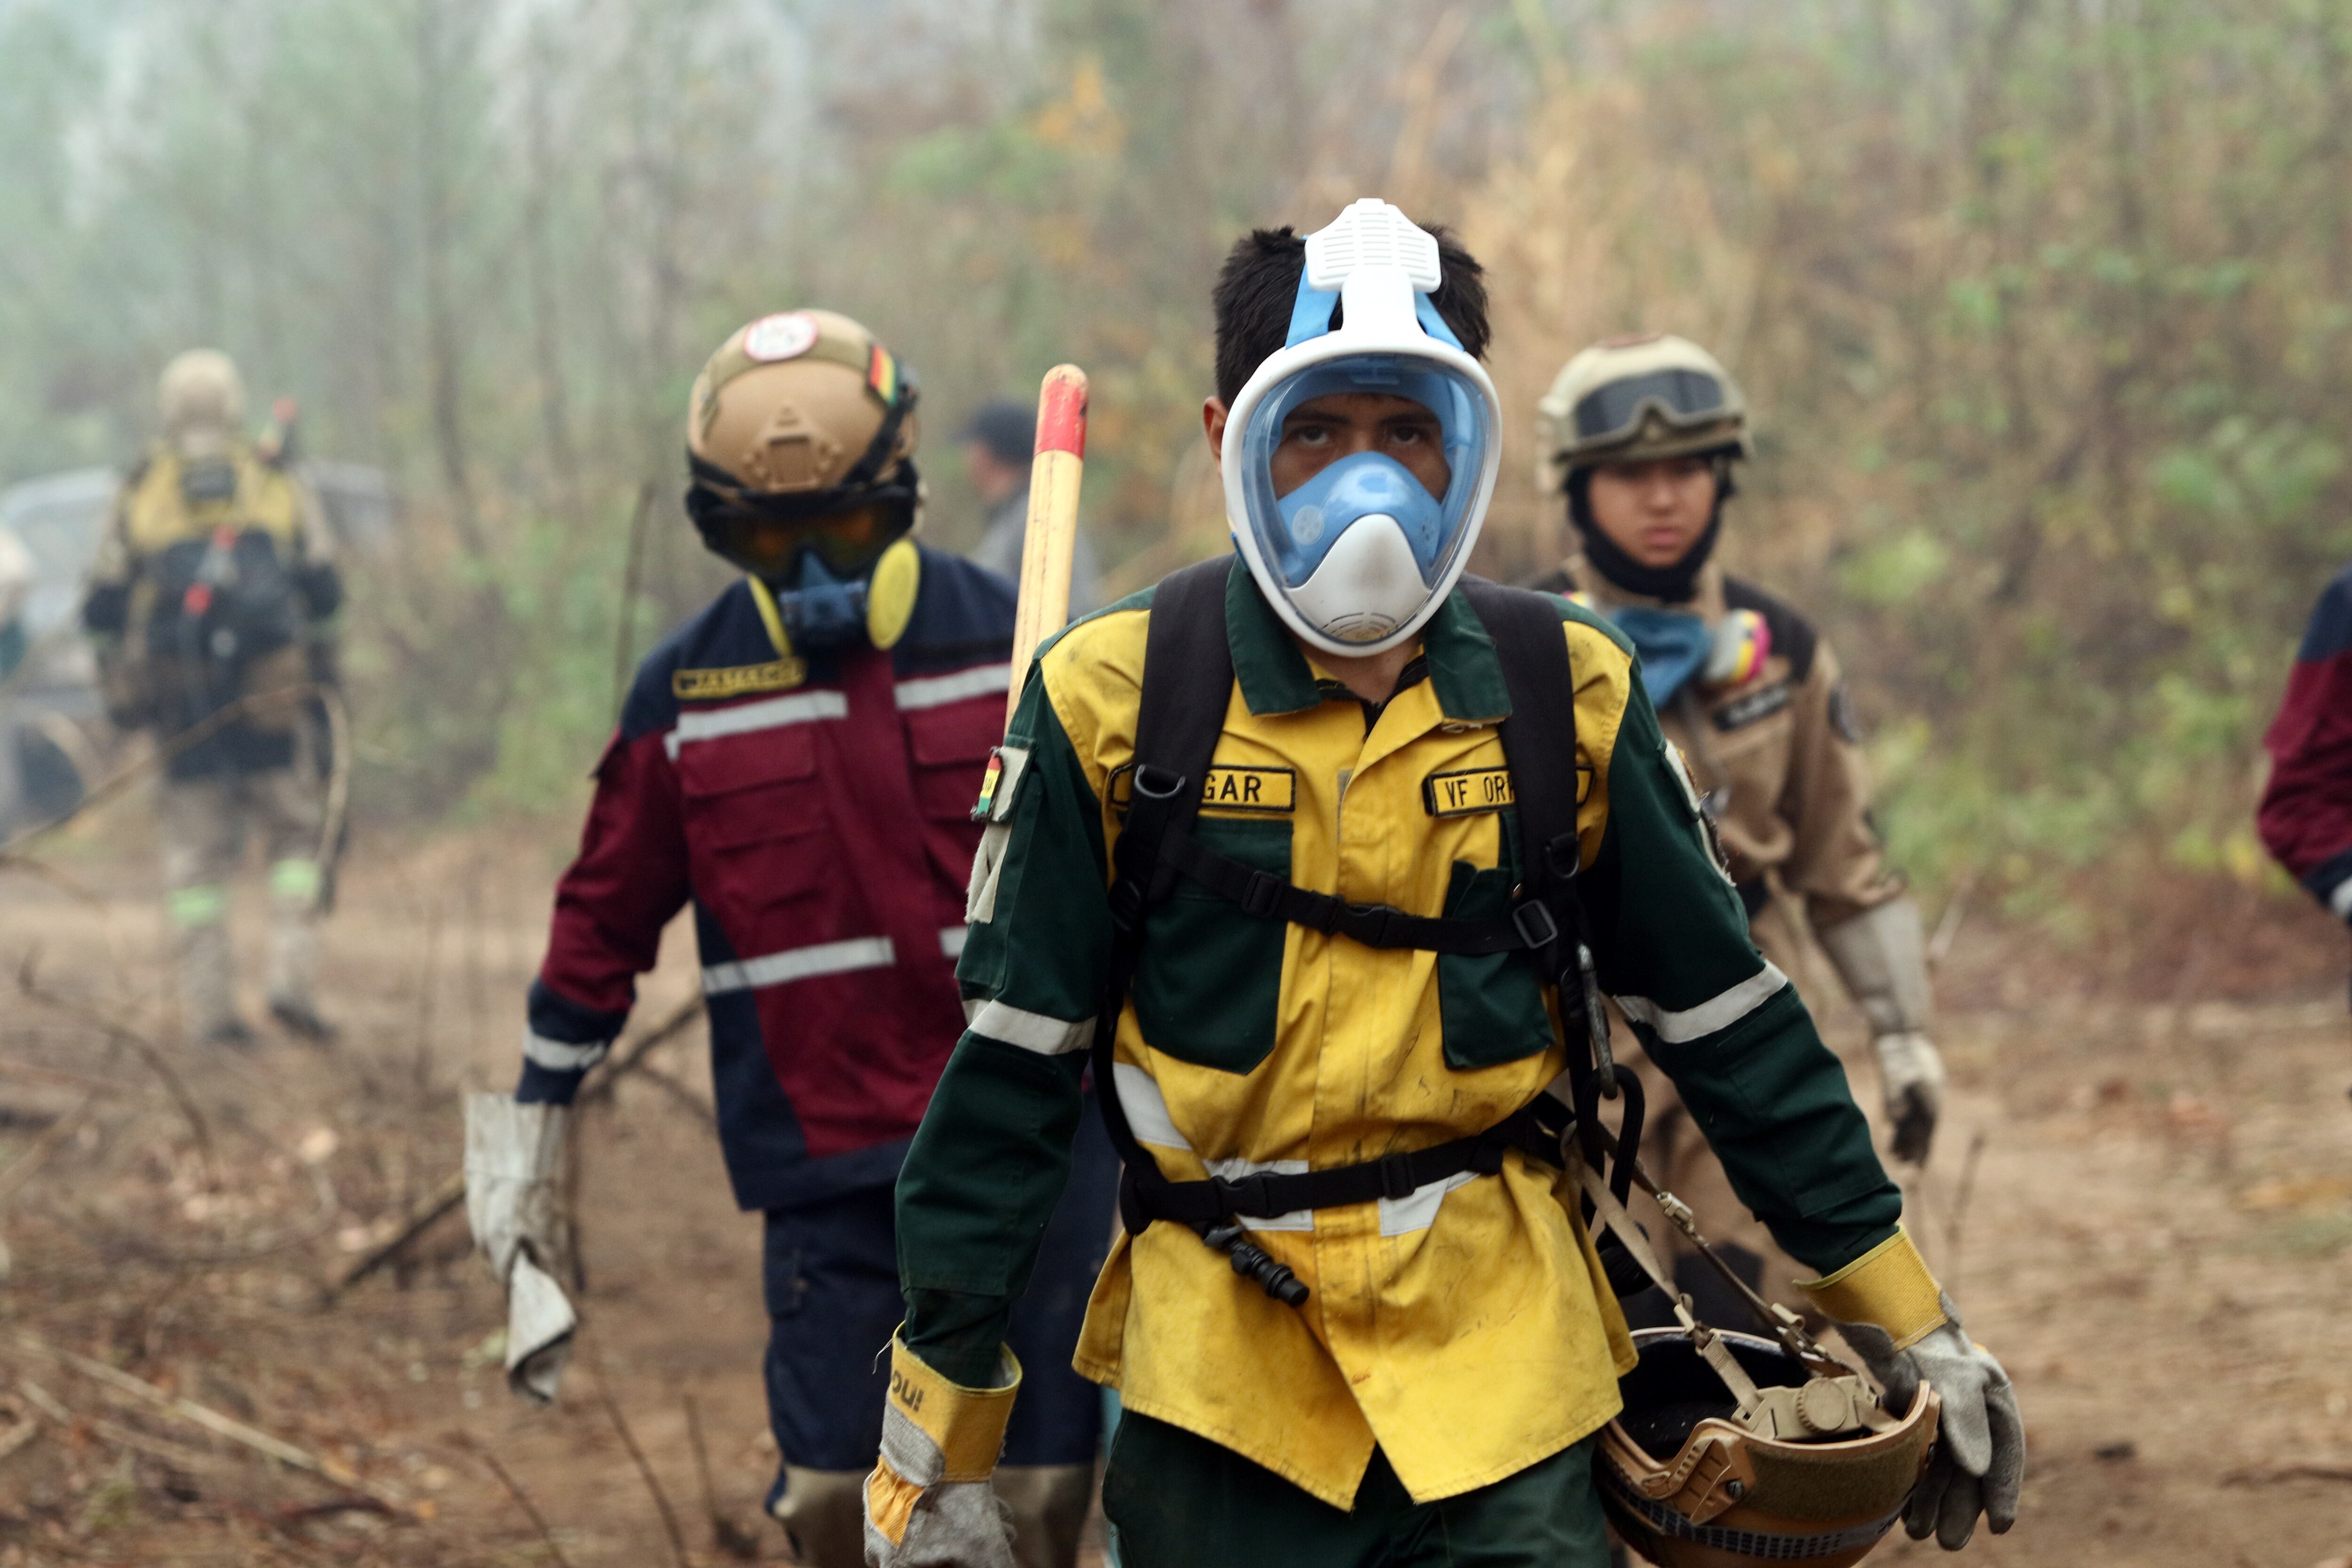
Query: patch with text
1110,764,1295,814
672,658,807,701
1711,678,1792,732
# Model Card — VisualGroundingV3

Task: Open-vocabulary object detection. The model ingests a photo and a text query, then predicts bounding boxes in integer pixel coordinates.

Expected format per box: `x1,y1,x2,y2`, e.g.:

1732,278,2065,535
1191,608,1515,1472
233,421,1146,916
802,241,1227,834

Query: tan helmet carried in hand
1600,1326,1939,1568
1535,333,1752,494
683,309,922,584
159,350,247,459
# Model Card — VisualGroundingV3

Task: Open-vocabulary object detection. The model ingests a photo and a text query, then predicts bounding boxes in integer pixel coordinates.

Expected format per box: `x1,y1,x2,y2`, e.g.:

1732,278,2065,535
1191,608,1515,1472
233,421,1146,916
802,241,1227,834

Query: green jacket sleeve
897,662,1107,1387
1581,671,1901,1273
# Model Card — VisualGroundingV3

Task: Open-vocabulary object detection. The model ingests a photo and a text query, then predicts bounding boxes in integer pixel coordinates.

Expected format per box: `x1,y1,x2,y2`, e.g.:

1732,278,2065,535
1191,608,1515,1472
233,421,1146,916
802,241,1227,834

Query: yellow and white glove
863,1335,1019,1568
1802,1228,2024,1550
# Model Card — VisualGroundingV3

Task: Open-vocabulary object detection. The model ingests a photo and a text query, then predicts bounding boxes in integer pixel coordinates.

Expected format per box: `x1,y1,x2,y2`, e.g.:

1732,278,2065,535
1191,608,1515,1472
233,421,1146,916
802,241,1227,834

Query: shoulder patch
673,658,806,700
1720,575,1819,684
974,744,1031,822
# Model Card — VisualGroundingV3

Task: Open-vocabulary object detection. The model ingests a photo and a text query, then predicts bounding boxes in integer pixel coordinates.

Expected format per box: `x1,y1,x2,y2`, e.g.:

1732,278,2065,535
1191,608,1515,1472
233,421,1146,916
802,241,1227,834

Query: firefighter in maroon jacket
2261,566,2352,934
462,310,1115,1568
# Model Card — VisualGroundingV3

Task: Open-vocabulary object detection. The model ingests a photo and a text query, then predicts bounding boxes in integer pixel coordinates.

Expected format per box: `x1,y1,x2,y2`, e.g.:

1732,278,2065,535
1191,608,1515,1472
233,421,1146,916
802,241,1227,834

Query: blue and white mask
1223,199,1502,657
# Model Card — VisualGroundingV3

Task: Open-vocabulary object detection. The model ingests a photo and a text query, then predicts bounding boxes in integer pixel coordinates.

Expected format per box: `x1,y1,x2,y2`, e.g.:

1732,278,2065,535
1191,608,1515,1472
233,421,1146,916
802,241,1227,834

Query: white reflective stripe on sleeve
968,999,1091,1055
1111,1064,1312,1232
1614,962,1790,1045
664,690,849,758
523,1030,610,1073
2330,877,2352,921
702,936,895,996
938,924,969,958
894,663,1013,711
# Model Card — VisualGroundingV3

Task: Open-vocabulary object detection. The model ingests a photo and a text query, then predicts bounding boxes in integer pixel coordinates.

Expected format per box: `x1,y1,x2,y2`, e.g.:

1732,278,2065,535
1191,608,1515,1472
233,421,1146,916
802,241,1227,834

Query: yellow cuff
1796,1226,1947,1350
886,1334,1022,1482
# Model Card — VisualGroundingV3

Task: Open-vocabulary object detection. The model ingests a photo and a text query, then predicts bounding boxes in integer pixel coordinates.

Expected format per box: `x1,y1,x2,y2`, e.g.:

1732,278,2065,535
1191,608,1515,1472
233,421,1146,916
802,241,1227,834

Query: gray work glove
1871,1030,1946,1164
463,1093,577,1403
1842,1294,2024,1549
865,1335,1020,1568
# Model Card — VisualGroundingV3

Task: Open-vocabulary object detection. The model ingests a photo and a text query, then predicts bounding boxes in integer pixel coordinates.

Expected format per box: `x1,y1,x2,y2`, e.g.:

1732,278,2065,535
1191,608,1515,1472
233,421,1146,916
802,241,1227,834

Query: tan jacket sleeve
1773,637,1903,932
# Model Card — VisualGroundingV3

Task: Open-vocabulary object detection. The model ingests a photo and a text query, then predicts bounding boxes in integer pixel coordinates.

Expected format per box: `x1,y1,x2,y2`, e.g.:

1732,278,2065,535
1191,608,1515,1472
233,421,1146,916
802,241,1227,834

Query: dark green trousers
1102,1409,1612,1568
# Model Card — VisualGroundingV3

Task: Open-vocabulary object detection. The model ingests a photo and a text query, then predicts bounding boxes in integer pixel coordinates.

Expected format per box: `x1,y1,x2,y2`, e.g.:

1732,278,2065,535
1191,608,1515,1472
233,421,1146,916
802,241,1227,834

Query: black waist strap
1156,829,1566,957
1121,1096,1573,1229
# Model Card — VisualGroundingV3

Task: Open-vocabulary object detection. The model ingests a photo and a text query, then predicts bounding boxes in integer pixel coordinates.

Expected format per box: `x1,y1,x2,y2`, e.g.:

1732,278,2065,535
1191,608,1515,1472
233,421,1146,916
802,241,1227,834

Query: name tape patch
1111,765,1295,814
1712,679,1792,732
673,658,807,700
1424,767,1515,818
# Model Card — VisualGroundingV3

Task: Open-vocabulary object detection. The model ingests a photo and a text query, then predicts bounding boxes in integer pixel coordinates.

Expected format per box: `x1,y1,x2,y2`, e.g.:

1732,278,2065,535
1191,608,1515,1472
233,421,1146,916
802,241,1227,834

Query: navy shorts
761,1094,1118,1494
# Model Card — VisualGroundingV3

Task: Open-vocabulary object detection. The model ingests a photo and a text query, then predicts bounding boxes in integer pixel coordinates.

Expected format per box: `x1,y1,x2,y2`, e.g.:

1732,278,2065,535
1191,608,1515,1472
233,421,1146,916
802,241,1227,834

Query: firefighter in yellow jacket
82,350,342,1047
865,203,2020,1566
1526,334,1942,1321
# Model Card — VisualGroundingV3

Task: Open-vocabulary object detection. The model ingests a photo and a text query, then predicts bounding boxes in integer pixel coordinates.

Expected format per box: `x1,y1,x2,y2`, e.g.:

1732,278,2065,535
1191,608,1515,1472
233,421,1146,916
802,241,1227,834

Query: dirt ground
2,818,2350,1567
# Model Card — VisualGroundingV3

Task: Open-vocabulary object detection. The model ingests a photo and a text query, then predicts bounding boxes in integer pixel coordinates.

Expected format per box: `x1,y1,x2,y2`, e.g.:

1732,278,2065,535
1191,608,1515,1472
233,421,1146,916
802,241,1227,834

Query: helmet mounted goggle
1222,199,1502,658
685,335,923,584
1569,365,1738,446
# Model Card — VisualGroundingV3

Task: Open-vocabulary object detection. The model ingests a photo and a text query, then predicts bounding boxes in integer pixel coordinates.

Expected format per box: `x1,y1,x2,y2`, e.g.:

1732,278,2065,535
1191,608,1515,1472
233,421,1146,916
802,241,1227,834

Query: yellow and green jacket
896,559,1924,1508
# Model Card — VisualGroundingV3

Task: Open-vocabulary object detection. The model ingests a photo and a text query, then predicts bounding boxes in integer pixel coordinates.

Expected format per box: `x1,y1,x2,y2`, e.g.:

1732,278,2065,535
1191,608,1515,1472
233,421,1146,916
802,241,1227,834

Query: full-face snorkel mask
1223,199,1502,658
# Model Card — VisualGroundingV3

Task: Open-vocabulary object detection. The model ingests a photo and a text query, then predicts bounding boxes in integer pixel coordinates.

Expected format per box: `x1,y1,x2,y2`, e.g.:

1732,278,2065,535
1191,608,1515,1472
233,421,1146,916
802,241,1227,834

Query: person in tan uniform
82,350,342,1047
1526,334,1943,1319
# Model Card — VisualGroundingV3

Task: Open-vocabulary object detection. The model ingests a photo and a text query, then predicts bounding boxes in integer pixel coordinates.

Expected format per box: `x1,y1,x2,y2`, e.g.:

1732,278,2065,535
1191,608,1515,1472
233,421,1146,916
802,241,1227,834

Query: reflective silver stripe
664,690,849,758
1112,1064,1192,1150
969,999,1091,1055
1614,962,1789,1044
523,1030,610,1073
1111,1065,1311,1232
938,925,969,958
1379,1170,1477,1238
894,663,1012,711
702,936,895,995
2331,877,2352,920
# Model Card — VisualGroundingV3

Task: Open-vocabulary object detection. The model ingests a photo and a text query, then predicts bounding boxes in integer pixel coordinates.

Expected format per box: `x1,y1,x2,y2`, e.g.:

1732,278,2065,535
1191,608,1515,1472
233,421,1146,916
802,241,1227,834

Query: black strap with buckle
1086,560,1633,1309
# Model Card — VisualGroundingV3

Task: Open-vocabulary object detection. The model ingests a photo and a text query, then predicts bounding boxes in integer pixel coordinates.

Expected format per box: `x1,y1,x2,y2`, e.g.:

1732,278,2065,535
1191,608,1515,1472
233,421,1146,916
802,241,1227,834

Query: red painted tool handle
1035,366,1089,458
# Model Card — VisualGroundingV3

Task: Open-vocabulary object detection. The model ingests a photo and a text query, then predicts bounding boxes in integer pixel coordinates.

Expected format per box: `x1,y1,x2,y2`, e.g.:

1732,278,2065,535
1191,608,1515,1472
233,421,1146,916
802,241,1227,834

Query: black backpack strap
1090,559,1245,1240
1459,576,1637,1196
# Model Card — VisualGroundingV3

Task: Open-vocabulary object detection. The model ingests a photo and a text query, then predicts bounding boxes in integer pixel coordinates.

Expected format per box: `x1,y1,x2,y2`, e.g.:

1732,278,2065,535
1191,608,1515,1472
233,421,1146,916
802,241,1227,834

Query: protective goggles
1570,367,1735,446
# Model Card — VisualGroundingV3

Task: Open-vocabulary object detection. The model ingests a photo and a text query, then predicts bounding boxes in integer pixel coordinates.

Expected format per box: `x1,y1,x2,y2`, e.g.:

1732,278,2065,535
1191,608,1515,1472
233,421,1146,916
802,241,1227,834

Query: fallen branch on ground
16,955,216,1185
590,1349,690,1568
466,1441,575,1568
320,993,706,1301
2221,1462,2352,1486
0,1329,403,1507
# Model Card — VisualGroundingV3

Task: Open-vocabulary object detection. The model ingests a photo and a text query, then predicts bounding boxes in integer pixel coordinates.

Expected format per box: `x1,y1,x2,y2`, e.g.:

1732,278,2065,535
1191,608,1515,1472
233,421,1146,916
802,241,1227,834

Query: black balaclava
1566,454,1736,604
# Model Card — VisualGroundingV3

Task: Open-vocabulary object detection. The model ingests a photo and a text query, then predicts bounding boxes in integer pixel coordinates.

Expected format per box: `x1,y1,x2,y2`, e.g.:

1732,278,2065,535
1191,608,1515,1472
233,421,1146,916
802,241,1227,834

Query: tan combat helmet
684,310,922,579
1534,333,1753,494
158,350,247,459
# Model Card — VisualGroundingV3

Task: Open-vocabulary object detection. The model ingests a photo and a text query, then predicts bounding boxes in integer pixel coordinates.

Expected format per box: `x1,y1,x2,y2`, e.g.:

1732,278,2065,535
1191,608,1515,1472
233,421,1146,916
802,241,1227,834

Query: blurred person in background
463,311,1113,1568
961,398,1103,614
2257,566,2352,977
0,521,31,680
1527,334,1944,1325
80,349,342,1048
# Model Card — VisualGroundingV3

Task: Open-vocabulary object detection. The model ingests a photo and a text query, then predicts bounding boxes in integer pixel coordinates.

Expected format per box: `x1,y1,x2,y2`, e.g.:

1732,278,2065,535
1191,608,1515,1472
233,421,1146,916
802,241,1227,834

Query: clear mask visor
1234,352,1493,598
